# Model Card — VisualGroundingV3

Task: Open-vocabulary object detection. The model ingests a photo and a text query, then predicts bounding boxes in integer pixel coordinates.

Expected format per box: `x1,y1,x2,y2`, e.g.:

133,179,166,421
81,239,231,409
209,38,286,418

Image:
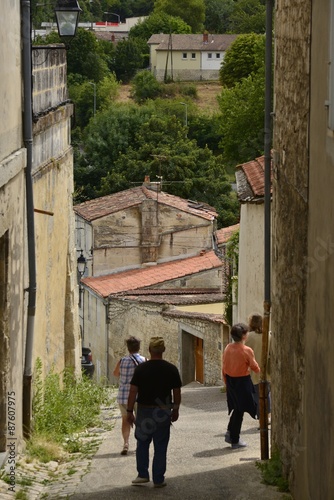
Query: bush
32,358,111,442
256,450,290,493
131,70,162,103
181,84,197,98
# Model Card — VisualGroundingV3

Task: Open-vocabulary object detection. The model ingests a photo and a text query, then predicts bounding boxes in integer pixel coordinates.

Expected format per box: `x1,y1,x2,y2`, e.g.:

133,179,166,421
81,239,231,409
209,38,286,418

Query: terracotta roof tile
74,185,217,222
82,250,222,298
216,224,240,245
236,156,272,202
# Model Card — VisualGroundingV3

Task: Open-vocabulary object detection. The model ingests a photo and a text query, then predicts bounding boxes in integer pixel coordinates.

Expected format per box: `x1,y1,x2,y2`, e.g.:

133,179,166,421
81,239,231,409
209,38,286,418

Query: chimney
203,32,208,44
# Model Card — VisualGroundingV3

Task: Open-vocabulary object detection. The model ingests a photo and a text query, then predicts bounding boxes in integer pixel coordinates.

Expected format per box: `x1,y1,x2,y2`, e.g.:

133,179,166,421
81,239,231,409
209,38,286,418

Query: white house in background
235,156,271,324
148,33,238,82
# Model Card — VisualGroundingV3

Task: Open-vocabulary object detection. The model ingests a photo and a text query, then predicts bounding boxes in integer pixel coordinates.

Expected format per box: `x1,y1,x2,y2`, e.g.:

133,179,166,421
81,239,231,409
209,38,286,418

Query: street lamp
88,82,96,115
77,249,87,276
55,0,82,38
180,102,188,127
77,250,87,308
104,11,120,24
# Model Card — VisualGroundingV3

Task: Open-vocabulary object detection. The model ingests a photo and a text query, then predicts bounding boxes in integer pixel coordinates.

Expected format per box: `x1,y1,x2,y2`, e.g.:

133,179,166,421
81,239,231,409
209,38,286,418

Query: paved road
70,383,286,499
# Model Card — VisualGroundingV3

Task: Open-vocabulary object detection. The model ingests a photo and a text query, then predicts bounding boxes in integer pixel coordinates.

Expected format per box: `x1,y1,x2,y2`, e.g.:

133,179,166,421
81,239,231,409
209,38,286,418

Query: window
208,53,212,59
182,53,187,59
191,53,196,59
216,53,221,59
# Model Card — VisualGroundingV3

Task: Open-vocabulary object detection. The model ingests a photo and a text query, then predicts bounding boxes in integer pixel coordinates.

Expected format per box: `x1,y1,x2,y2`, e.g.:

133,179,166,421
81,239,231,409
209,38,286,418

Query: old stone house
272,0,334,497
74,181,218,278
0,2,80,457
147,33,238,82
80,250,229,385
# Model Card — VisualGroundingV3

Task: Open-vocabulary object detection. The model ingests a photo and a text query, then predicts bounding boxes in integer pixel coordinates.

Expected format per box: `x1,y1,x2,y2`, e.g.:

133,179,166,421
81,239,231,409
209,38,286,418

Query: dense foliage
32,1,269,229
220,33,266,88
32,358,110,442
218,70,265,167
74,100,239,227
153,0,206,33
31,0,266,34
129,12,191,40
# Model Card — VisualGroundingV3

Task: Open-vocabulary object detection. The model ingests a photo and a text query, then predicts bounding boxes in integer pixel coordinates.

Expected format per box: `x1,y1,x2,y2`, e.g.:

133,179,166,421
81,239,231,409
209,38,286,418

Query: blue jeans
135,407,171,485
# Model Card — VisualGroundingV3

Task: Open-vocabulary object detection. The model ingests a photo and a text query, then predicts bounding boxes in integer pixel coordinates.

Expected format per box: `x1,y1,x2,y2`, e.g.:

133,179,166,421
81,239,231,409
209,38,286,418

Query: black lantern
55,0,82,38
77,250,87,276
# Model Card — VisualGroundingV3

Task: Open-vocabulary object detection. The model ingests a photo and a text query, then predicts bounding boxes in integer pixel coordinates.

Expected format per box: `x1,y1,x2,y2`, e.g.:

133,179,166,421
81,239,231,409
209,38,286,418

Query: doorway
181,331,204,385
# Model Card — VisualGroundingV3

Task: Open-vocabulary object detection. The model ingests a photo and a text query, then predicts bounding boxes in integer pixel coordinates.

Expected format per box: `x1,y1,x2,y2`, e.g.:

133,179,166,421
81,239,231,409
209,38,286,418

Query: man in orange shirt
223,323,260,449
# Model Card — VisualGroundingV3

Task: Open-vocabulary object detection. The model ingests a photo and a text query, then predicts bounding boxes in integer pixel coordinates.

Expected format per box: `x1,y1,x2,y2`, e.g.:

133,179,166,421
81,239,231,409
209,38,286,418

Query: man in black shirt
127,336,182,488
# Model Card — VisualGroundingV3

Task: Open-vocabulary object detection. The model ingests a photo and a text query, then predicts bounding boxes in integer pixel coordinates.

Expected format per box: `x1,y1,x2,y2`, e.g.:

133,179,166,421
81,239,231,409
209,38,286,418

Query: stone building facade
272,0,334,497
81,250,227,385
0,4,80,455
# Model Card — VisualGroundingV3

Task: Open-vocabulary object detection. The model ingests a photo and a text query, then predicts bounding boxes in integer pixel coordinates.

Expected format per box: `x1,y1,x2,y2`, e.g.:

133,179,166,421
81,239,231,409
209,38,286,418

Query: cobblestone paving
0,398,120,500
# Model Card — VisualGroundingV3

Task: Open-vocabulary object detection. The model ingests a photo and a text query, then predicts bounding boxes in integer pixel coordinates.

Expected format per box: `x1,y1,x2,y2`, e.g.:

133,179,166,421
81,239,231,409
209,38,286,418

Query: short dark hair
230,323,249,342
126,336,141,353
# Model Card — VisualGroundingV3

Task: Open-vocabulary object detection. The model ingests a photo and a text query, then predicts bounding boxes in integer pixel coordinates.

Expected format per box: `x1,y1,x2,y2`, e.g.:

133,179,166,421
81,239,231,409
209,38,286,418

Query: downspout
259,0,274,460
21,0,37,439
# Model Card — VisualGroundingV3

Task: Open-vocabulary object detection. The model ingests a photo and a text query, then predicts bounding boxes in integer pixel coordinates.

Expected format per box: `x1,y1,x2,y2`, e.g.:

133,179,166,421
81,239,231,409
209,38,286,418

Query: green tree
131,70,162,103
74,102,239,226
117,0,154,19
204,0,234,34
35,28,110,82
219,33,265,88
154,0,205,33
129,12,191,40
218,70,265,167
229,0,266,34
112,38,149,82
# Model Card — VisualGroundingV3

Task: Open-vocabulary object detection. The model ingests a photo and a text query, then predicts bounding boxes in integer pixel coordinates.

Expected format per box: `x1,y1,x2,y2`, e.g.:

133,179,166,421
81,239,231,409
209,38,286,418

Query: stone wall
272,0,310,493
106,299,225,386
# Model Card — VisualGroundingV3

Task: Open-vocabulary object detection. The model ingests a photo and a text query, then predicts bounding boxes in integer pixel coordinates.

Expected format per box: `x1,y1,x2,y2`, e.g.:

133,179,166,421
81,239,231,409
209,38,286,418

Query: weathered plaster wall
0,0,26,452
91,203,213,276
272,0,310,494
82,292,108,382
31,47,81,377
237,203,265,324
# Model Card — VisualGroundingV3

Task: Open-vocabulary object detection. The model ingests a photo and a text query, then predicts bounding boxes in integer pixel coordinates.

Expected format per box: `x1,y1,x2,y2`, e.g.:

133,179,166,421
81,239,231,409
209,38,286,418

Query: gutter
22,0,37,439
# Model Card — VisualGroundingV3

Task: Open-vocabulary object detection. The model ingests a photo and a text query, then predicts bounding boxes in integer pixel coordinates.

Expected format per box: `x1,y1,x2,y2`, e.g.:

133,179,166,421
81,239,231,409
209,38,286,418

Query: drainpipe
259,0,274,460
21,0,37,439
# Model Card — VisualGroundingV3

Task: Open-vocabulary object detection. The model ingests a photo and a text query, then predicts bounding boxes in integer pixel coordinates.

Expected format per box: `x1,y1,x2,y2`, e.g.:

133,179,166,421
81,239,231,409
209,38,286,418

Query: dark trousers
227,409,244,444
135,407,171,485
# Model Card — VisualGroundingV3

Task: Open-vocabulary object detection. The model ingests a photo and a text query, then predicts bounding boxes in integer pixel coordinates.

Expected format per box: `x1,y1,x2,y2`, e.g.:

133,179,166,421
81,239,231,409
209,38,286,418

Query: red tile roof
216,224,240,245
236,156,272,202
82,250,222,298
74,185,217,222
